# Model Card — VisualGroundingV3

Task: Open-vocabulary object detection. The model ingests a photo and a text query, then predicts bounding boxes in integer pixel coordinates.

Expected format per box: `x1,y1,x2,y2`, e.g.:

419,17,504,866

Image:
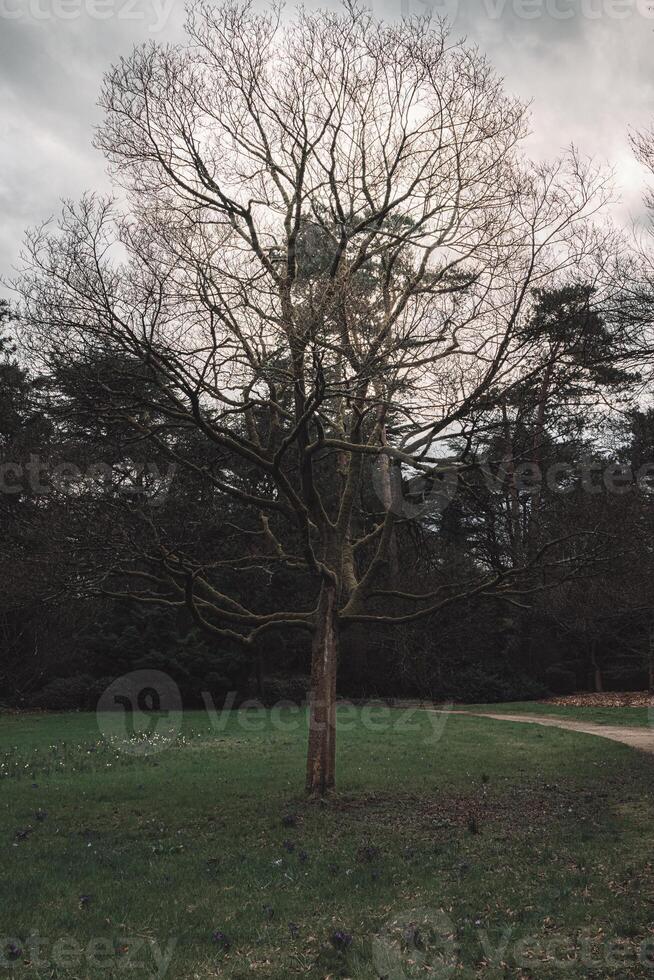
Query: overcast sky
1,0,653,291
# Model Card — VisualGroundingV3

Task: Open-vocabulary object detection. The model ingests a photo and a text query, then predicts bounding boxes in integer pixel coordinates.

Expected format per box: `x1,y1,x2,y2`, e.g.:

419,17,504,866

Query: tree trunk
590,638,603,693
306,582,339,798
255,651,266,702
371,399,400,582
501,404,524,569
376,427,399,582
649,627,654,694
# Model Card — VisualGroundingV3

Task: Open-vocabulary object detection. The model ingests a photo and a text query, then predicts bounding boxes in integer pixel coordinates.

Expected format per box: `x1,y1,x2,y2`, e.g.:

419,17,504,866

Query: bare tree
17,1,610,796
632,126,654,214
617,124,654,364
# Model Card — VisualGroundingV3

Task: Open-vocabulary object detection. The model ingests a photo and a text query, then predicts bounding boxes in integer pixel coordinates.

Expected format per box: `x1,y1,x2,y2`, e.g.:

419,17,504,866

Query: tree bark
306,582,339,798
255,651,266,702
376,423,400,583
590,638,603,693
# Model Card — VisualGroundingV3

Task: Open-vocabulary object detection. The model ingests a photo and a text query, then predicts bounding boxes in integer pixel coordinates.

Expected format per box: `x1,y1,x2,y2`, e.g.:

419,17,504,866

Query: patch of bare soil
542,692,654,708
320,786,607,837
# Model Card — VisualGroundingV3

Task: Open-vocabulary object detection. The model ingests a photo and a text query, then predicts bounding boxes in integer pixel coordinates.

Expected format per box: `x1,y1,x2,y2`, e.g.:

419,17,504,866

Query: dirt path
441,710,654,755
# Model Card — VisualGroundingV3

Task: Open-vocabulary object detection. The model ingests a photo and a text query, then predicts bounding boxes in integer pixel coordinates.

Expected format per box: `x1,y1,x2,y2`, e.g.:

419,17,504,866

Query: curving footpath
437,709,654,755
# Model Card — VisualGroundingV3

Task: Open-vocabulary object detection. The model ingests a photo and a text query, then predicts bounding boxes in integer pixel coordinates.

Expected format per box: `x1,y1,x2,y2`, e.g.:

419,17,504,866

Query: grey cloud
0,3,187,291
1,0,653,292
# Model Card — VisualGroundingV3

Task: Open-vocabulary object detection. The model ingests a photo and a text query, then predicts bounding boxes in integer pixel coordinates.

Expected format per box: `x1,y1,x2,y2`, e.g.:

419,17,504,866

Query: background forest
3,278,654,709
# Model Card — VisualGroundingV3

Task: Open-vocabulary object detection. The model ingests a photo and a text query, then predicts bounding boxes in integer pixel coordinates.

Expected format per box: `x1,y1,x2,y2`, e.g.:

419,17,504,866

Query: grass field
457,702,653,727
2,706,654,978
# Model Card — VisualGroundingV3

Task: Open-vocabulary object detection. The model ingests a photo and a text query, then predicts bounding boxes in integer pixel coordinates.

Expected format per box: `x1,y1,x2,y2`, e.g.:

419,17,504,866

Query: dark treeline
3,282,654,710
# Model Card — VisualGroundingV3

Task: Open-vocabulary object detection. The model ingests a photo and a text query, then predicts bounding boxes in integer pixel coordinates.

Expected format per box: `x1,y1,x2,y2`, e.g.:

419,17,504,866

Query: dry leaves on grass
542,693,654,708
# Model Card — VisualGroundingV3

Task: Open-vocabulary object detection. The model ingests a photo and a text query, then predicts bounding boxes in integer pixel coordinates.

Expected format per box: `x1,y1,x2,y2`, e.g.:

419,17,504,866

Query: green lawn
2,706,654,978
457,701,653,727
